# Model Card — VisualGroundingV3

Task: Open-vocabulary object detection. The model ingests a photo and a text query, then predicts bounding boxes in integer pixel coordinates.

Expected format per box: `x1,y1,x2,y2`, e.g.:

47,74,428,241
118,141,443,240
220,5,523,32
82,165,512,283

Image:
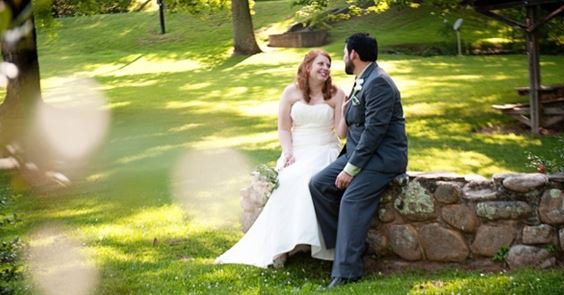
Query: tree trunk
231,0,261,55
0,12,42,145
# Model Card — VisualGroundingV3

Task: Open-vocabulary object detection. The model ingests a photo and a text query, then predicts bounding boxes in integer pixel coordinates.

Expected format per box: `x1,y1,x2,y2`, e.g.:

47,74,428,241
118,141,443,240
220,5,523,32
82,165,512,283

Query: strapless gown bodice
291,101,339,148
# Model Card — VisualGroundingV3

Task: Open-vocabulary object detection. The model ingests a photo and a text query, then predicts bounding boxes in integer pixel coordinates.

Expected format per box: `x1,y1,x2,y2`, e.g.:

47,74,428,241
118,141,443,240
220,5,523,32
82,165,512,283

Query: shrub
51,0,140,17
525,136,564,174
493,245,509,263
0,185,22,295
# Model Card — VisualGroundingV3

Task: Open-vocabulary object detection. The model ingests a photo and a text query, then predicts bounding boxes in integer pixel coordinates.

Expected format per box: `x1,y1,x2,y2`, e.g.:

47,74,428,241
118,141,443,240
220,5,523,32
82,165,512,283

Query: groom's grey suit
309,63,408,279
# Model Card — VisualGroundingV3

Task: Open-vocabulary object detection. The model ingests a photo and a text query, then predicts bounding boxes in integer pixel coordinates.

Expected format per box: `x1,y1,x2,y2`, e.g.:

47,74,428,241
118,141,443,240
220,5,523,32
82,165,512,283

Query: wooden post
526,5,541,134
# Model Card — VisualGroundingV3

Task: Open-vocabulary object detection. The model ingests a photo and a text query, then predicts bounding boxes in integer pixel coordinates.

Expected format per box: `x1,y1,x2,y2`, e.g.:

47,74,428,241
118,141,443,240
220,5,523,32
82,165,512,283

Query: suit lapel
345,63,378,125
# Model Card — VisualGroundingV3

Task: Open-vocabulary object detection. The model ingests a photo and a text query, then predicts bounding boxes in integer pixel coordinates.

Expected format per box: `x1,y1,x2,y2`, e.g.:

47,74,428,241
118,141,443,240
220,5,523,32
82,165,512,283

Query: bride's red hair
296,49,336,104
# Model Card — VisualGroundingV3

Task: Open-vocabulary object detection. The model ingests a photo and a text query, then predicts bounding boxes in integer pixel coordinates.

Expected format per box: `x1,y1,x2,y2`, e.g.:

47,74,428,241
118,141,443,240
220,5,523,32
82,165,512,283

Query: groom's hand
335,171,353,189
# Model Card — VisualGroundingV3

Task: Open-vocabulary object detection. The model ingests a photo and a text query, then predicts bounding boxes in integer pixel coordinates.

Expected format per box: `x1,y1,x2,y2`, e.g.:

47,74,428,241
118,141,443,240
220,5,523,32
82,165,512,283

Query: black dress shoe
326,277,360,289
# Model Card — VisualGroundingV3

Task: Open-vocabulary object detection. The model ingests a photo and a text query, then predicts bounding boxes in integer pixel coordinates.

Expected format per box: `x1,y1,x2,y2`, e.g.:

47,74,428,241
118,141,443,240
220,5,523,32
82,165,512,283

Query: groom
309,33,408,288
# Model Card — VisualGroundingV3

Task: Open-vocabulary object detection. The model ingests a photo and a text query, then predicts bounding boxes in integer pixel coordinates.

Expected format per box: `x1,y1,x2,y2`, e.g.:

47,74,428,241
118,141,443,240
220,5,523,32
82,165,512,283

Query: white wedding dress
216,101,341,267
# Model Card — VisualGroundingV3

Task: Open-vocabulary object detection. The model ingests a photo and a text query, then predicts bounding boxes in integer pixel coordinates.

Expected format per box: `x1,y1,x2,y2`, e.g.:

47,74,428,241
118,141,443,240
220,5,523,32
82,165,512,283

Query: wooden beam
477,9,525,29
529,4,564,32
526,5,541,134
471,0,560,11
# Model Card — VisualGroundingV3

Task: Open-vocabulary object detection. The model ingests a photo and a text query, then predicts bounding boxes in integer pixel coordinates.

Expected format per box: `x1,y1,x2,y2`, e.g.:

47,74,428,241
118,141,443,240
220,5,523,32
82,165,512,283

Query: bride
216,49,347,268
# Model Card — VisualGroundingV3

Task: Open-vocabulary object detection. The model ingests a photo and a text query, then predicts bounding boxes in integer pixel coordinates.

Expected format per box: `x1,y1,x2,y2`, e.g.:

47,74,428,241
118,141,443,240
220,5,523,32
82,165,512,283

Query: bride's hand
283,153,296,167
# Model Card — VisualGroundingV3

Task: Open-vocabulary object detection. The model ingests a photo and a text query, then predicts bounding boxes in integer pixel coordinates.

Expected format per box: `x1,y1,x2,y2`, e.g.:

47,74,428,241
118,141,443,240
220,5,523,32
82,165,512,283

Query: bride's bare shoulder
281,83,302,104
327,86,345,107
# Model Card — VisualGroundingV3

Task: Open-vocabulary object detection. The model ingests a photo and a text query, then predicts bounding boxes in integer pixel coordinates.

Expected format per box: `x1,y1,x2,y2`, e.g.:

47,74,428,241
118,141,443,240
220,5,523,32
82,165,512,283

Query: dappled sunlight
101,57,202,77
408,148,508,175
404,102,444,116
408,120,473,139
179,82,212,91
105,101,131,109
116,144,185,165
480,37,513,44
394,78,419,93
26,223,99,295
41,205,113,220
168,123,201,133
224,86,250,97
85,205,190,243
90,246,134,263
479,133,536,146
86,170,115,183
409,274,514,294
418,75,482,82
237,101,278,118
231,51,306,68
165,100,205,110
380,59,418,76
256,13,297,38
171,149,250,228
192,132,278,150
73,55,204,79
107,130,187,144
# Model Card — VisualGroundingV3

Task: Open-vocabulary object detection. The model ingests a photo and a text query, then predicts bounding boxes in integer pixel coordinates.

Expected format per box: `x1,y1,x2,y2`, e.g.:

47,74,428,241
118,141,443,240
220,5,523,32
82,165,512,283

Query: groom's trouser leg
309,156,347,249
331,170,396,279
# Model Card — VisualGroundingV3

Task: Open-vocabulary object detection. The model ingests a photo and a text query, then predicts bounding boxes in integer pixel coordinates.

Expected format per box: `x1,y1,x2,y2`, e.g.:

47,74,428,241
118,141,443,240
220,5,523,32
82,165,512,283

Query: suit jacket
343,63,408,173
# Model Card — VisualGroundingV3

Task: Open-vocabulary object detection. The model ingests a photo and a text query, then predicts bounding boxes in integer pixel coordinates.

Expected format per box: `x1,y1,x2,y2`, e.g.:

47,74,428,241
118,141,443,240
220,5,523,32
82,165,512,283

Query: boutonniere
354,78,364,92
350,94,360,106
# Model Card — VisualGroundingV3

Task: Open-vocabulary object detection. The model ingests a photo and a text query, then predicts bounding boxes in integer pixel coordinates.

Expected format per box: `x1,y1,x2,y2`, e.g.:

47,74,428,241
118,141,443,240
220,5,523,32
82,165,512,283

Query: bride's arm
334,88,348,139
278,85,296,167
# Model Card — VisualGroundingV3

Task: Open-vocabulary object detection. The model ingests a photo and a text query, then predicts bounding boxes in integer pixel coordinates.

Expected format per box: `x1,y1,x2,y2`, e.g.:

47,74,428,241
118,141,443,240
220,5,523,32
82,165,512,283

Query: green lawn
1,1,564,294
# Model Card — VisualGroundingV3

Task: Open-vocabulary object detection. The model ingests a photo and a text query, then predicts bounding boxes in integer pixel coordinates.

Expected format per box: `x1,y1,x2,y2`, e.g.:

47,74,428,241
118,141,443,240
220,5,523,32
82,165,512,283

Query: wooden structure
492,84,564,128
464,0,564,134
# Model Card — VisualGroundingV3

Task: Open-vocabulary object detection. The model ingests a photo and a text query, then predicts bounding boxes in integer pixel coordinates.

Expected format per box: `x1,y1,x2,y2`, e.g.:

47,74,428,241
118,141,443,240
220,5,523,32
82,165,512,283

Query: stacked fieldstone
367,172,564,269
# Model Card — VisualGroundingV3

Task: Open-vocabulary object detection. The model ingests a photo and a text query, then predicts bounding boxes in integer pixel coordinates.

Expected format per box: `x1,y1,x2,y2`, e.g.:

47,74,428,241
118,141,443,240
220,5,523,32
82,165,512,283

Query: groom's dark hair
345,33,378,62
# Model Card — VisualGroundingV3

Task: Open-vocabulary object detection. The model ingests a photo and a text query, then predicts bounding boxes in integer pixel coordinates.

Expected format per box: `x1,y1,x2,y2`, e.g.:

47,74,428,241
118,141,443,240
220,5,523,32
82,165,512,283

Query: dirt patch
363,256,504,274
474,122,563,136
363,255,564,275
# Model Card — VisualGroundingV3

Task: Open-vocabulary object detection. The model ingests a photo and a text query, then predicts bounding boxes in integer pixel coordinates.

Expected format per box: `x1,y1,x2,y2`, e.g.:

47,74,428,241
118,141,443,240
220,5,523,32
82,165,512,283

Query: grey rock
465,174,488,182
392,173,410,186
471,225,517,256
419,223,469,262
441,204,480,233
502,173,548,193
394,181,436,221
506,245,554,269
411,172,465,181
380,189,395,204
492,173,519,185
434,181,462,204
388,224,422,261
476,201,531,220
463,180,498,201
538,189,564,225
540,257,557,269
378,205,396,223
366,230,389,256
522,224,556,244
559,229,564,251
548,172,564,183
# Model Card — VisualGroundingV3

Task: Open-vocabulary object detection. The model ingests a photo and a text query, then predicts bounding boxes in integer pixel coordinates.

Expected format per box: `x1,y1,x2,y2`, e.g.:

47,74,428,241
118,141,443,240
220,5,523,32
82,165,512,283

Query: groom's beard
345,59,355,75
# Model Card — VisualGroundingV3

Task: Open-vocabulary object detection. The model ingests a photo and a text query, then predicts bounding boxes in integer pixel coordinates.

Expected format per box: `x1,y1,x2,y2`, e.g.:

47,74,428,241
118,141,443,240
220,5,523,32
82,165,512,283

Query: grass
1,1,563,294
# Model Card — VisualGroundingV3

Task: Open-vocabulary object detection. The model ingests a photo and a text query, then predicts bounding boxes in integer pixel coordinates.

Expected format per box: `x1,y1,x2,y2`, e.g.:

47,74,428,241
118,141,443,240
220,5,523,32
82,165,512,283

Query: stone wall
268,31,329,48
367,172,564,269
241,172,564,270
